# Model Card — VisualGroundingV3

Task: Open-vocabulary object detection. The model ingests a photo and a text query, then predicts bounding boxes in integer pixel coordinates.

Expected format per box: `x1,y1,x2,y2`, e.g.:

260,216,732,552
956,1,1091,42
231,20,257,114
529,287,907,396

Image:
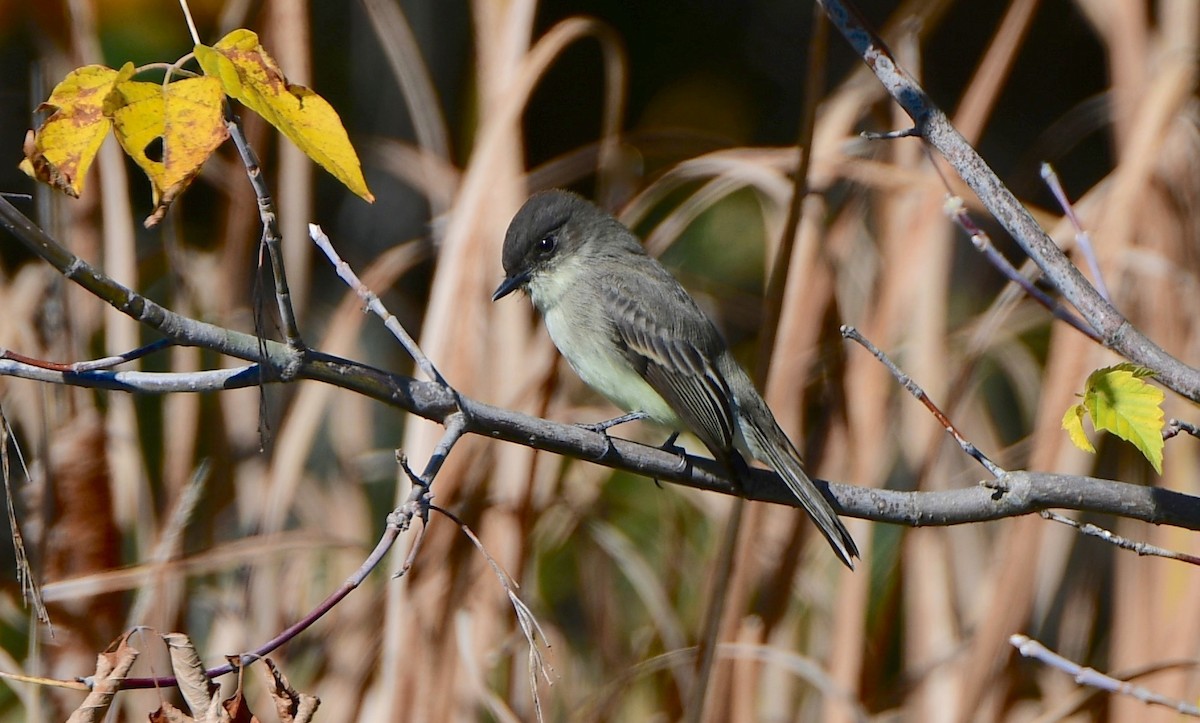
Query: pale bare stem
1041,162,1110,301
840,325,1005,477
0,360,263,393
308,223,446,385
942,195,1099,341
432,504,554,723
817,0,1200,402
176,0,201,46
1164,419,1200,440
1010,634,1200,717
1039,511,1200,565
0,409,51,631
227,117,305,353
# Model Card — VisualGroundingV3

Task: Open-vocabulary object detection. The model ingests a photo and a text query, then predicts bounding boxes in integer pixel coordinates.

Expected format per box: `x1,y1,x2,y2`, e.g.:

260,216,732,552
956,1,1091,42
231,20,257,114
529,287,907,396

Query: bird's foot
652,432,688,488
658,431,685,459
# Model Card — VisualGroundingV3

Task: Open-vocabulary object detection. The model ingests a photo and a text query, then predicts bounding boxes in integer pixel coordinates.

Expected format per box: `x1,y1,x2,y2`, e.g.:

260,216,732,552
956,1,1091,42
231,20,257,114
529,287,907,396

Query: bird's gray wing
603,268,736,457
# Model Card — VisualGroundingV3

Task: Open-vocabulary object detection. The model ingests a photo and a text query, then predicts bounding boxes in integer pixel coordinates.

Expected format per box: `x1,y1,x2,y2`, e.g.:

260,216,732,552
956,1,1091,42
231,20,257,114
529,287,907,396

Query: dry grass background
0,0,1198,721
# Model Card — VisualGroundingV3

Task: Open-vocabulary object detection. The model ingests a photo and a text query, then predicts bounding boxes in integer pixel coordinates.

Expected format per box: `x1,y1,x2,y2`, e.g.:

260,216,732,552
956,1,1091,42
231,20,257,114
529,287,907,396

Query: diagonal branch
816,0,1200,402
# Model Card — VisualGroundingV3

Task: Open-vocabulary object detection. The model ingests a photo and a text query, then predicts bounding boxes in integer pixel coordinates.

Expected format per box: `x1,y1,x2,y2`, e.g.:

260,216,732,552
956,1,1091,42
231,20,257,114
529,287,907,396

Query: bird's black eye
536,233,557,254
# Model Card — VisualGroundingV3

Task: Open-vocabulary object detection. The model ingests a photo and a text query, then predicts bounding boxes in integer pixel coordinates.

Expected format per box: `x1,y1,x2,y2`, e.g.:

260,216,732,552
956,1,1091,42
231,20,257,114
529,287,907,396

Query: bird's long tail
740,414,859,569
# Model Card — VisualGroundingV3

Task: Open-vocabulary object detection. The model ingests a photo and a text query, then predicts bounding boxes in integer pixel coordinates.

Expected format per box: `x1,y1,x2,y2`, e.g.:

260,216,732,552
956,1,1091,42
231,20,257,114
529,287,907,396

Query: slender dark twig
0,409,50,631
840,325,1004,476
1040,510,1200,565
432,504,553,723
227,115,305,353
942,195,1098,341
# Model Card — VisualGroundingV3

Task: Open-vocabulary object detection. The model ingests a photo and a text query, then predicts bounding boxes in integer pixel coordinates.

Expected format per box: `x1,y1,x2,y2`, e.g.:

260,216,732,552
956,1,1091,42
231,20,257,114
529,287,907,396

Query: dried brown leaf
164,632,217,717
265,659,321,723
65,632,139,723
148,700,195,723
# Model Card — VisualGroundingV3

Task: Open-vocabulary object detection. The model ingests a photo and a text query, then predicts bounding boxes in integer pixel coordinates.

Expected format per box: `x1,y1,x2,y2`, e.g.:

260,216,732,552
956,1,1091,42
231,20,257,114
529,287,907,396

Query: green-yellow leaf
1072,364,1165,473
195,29,374,203
19,63,134,197
1061,403,1096,454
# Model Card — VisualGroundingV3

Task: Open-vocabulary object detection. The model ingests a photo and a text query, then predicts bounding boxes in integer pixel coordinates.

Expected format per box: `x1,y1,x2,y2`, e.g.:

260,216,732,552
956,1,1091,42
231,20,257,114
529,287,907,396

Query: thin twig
0,339,175,372
176,0,200,45
227,116,305,353
861,128,921,140
1163,419,1200,441
1040,510,1200,565
432,504,554,723
1041,162,1110,301
840,325,1005,476
1011,634,1200,717
117,480,422,690
420,411,467,481
942,194,1098,341
0,408,51,631
309,223,446,386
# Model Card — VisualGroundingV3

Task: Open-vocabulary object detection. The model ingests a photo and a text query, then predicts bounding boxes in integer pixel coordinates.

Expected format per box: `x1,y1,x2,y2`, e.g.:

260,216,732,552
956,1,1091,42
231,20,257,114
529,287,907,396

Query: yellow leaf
20,63,134,197
144,76,229,227
109,76,230,227
162,76,227,197
1083,365,1165,473
195,29,375,202
107,79,167,196
1062,403,1096,454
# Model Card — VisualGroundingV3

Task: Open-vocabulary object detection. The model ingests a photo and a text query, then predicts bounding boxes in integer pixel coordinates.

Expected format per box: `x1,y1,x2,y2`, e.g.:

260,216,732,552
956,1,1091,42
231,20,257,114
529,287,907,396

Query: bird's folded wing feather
604,273,735,456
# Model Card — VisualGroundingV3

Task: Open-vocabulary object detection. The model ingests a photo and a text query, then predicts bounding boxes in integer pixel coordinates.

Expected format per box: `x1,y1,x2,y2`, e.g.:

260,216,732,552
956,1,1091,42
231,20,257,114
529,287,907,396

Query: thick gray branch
4,190,1199,534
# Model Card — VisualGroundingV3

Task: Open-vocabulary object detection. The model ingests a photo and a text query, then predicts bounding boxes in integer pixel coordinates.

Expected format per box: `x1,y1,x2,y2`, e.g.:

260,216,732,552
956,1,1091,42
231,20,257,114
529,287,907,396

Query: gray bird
493,189,858,568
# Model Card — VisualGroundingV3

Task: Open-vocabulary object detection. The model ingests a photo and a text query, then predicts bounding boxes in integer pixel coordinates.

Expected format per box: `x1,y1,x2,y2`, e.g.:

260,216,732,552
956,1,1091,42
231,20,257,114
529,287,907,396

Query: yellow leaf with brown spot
108,76,229,227
195,29,374,202
19,63,133,197
107,79,166,195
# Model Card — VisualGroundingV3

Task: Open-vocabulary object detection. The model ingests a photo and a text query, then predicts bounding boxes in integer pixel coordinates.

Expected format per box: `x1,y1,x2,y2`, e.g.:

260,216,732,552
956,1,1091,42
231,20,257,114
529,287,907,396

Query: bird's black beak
492,271,529,301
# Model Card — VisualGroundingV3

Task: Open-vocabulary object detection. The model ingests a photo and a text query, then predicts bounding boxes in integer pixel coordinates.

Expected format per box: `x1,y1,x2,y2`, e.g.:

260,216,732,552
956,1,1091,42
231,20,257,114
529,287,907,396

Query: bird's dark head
492,190,633,302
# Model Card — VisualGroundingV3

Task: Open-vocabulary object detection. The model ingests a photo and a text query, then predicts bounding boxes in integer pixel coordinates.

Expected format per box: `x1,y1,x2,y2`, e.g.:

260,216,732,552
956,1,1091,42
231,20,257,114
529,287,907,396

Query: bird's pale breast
528,256,682,428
